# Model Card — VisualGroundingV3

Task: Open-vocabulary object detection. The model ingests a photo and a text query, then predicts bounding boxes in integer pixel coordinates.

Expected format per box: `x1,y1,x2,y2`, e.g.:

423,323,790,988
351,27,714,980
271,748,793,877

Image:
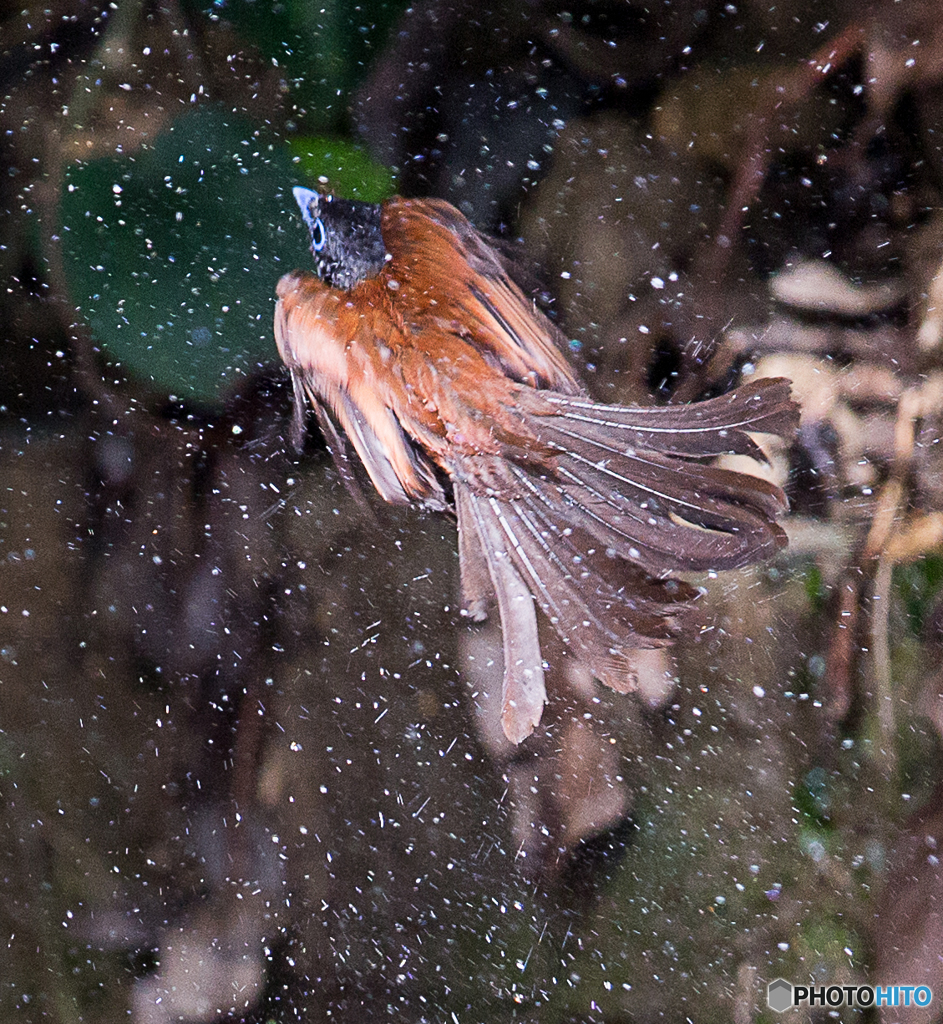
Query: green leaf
60,106,302,403
288,136,397,201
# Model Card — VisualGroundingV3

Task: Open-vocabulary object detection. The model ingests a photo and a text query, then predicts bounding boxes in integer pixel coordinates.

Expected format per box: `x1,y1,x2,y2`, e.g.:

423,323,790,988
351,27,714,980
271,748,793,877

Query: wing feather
382,198,581,394
275,270,446,508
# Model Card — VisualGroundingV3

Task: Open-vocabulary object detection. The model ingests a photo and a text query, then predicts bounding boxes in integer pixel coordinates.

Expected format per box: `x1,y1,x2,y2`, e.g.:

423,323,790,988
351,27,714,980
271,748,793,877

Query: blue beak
292,186,320,232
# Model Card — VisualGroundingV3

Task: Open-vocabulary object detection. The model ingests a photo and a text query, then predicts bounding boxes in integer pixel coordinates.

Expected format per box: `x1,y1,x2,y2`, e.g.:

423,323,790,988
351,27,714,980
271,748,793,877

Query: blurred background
4,0,943,1020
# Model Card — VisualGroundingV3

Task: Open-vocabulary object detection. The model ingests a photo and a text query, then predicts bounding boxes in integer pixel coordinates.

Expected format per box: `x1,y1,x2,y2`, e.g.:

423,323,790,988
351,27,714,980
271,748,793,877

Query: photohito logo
767,978,933,1012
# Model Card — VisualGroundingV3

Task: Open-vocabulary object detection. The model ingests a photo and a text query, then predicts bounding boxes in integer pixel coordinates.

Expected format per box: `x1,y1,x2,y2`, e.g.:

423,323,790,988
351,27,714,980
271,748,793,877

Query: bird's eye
311,217,326,252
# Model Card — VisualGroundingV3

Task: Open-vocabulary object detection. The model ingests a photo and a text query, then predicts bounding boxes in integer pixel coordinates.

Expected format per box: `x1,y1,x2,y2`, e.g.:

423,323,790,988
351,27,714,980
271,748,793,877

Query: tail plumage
455,377,798,742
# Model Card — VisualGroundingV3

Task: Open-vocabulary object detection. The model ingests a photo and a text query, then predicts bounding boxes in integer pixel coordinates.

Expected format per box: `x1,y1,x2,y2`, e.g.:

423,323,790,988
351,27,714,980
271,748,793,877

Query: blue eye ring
311,216,326,252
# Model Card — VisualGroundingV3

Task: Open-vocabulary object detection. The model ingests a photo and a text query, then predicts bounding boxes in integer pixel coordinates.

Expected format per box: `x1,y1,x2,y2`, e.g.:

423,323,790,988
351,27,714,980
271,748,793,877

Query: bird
274,187,799,743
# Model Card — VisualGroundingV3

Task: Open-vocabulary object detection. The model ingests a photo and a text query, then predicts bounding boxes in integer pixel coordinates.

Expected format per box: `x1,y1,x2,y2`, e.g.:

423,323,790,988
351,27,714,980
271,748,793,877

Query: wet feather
275,191,800,743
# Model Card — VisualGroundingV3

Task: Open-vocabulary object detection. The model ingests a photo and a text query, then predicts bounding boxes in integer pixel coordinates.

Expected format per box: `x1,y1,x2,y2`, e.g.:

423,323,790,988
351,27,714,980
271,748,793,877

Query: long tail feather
522,376,798,573
457,458,696,739
454,378,797,740
537,377,798,460
549,444,787,572
457,484,547,743
455,480,493,622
